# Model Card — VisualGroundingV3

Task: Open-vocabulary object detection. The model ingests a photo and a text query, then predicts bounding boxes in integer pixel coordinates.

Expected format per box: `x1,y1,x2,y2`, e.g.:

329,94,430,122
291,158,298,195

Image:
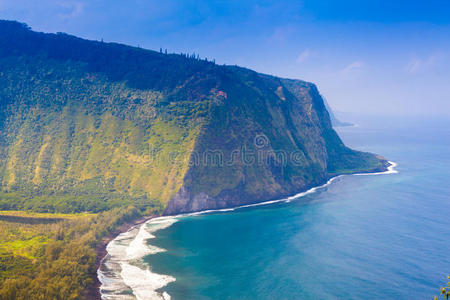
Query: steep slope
0,21,387,214
165,73,384,213
322,97,354,127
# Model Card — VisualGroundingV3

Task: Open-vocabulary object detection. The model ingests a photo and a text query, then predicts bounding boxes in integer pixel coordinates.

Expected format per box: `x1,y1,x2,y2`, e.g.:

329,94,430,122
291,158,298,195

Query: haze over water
138,115,450,299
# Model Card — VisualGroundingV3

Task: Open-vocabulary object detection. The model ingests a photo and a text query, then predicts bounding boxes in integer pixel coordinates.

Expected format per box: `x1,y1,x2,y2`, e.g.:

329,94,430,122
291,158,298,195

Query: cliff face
164,73,384,214
0,21,386,214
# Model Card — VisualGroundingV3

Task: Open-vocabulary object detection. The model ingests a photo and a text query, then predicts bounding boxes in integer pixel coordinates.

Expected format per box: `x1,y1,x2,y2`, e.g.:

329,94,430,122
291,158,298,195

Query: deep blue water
145,116,450,299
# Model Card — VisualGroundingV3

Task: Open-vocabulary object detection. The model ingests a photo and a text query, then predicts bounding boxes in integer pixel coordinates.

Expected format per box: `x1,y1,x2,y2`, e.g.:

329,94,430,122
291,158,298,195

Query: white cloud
268,25,295,43
58,2,84,20
405,55,437,74
340,61,364,75
296,49,311,64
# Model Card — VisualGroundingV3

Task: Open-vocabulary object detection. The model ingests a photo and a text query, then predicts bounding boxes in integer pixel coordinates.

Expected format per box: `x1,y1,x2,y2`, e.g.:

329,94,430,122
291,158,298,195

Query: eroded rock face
164,187,213,215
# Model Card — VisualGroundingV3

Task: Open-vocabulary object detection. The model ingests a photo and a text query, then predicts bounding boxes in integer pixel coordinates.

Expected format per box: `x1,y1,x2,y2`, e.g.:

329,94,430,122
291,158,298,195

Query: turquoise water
145,116,450,299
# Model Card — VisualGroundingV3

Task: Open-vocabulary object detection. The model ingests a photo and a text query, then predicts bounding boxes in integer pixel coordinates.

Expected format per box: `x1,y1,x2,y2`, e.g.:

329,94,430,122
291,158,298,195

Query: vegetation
0,53,205,210
0,206,148,300
435,276,450,300
0,210,95,219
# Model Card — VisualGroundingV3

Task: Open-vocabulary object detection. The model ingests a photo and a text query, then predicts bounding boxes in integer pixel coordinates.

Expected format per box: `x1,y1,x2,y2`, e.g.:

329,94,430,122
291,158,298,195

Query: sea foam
354,161,398,175
99,218,177,300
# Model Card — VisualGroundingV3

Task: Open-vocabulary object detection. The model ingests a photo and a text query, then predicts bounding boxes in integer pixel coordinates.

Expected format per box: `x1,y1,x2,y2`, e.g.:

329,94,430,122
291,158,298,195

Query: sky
1,0,450,117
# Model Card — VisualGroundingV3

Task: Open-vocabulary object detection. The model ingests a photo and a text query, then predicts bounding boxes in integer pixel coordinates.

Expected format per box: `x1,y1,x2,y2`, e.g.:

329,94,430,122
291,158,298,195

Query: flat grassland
0,207,147,300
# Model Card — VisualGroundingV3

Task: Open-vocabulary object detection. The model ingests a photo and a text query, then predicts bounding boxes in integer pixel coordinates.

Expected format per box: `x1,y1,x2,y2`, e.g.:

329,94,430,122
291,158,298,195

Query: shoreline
161,160,396,218
84,214,157,300
90,161,397,299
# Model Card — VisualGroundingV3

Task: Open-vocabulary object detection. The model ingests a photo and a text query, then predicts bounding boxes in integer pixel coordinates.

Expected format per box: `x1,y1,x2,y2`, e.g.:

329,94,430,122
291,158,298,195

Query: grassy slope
0,20,221,214
0,55,203,213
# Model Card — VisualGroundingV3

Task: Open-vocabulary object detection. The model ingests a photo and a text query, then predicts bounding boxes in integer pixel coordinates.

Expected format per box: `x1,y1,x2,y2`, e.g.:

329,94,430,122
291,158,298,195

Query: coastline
161,160,396,218
92,161,397,300
84,214,157,300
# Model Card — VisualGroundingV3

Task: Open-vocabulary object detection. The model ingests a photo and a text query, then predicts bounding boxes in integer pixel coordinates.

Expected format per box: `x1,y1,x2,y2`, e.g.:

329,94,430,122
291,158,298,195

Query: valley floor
0,207,148,300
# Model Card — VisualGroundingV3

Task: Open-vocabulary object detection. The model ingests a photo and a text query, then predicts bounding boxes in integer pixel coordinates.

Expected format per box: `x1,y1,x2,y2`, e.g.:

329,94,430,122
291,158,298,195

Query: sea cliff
0,20,386,215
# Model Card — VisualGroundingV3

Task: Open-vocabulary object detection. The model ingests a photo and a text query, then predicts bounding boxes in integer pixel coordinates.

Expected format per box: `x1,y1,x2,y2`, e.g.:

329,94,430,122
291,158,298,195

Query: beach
84,215,156,300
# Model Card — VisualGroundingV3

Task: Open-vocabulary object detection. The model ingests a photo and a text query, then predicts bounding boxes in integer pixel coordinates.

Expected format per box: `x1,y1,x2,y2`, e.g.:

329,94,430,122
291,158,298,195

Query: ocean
99,115,450,300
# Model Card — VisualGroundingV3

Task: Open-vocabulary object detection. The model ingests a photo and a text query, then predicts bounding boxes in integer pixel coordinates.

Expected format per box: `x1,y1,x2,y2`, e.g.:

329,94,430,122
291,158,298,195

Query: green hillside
0,20,387,215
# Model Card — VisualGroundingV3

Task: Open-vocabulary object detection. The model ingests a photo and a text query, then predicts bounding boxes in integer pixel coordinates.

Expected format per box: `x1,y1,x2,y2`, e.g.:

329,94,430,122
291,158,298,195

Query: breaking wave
98,217,177,300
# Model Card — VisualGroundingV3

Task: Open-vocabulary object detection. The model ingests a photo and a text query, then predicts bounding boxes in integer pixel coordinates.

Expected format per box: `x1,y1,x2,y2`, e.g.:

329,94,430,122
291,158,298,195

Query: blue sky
1,0,450,116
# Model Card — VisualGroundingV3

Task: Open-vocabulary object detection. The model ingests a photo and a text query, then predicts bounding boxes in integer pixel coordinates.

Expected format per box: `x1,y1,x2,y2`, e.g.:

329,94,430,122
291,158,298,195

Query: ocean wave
354,161,398,175
99,218,177,300
99,161,397,299
120,262,175,300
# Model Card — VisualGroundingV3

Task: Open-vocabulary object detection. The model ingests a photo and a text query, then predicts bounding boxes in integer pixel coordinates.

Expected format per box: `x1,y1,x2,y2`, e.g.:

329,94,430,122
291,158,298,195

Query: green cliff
0,21,387,214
